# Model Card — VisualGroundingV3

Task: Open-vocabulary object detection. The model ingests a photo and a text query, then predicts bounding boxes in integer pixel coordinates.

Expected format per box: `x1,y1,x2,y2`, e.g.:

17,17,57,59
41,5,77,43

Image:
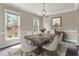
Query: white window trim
4,9,21,41
4,9,21,15
33,18,40,32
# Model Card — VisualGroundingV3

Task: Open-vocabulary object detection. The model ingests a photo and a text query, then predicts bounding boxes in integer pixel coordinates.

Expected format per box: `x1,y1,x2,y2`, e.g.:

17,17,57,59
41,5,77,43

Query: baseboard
0,43,20,50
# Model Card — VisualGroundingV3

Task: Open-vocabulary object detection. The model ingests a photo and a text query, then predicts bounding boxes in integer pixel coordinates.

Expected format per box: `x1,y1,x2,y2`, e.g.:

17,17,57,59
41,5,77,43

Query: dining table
24,33,55,55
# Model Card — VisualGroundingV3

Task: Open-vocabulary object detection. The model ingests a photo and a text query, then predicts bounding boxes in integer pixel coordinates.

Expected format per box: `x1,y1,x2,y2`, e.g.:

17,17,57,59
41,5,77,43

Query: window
5,10,20,40
33,18,40,32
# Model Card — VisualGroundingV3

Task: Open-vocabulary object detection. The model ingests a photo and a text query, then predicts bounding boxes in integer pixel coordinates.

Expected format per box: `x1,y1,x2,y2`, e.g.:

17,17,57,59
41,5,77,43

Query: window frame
4,9,21,41
33,18,40,32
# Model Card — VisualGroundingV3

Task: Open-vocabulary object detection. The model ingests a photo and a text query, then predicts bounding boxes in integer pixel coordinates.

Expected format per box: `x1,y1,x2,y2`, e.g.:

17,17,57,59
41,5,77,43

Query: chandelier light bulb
40,3,49,17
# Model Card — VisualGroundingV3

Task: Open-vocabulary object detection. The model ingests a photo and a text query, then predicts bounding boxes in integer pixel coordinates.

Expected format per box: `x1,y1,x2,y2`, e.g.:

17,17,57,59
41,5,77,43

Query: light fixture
40,3,49,17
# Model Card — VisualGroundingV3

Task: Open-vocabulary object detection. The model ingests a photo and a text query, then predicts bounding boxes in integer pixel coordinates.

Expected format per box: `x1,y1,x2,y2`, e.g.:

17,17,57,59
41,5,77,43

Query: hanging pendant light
41,3,49,17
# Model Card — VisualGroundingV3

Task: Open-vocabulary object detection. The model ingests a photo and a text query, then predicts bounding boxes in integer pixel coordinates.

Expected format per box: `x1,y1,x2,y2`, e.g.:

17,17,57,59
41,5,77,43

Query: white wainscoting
63,30,77,43
77,33,79,36
0,30,77,49
0,31,32,49
77,33,79,45
0,32,4,46
0,32,20,49
22,30,77,43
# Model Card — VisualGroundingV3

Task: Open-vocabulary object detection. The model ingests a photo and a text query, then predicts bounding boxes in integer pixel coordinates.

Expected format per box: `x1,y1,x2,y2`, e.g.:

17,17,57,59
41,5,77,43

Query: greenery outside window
33,18,40,32
5,10,20,40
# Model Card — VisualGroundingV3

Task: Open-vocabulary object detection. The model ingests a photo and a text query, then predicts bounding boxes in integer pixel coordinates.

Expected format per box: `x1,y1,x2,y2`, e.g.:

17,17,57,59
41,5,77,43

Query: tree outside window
33,19,40,32
5,12,20,40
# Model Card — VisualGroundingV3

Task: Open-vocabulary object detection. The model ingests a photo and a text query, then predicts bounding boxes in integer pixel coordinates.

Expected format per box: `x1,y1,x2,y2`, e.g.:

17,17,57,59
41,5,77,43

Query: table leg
36,44,43,55
77,45,79,56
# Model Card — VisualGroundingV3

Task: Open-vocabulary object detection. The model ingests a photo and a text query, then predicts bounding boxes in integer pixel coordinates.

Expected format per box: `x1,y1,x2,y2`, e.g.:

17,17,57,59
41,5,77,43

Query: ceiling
6,3,77,16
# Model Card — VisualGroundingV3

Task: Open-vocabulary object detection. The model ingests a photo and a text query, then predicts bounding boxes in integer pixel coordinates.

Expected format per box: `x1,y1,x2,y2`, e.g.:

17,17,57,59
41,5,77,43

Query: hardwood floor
0,41,77,56
0,44,21,56
65,41,77,56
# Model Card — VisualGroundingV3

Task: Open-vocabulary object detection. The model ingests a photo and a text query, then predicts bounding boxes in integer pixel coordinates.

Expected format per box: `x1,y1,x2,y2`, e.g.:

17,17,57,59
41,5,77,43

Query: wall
52,11,76,30
77,10,79,33
42,10,77,30
0,5,4,32
0,5,5,46
77,4,79,45
3,4,41,31
0,4,41,48
42,10,77,43
0,3,78,48
52,10,77,43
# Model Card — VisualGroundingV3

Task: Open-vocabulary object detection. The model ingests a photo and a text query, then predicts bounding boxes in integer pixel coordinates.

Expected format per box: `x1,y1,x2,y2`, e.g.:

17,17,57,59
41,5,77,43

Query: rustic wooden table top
24,34,54,46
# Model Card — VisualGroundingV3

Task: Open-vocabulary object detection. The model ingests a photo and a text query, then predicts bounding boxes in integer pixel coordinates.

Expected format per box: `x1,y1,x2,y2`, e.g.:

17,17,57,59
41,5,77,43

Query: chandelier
40,3,49,17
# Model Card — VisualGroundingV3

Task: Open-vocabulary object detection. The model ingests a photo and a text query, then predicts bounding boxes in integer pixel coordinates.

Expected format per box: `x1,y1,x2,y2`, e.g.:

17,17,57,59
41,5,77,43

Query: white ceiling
6,3,77,16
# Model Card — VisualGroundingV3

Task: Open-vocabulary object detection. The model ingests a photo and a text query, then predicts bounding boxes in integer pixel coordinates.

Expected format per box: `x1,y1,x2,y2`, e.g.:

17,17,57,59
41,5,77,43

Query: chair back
21,32,29,48
48,35,59,51
26,31,33,35
58,33,63,44
20,32,33,52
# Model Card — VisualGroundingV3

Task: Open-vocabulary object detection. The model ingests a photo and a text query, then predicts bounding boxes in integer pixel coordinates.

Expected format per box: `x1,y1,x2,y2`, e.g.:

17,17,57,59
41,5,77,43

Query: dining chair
58,33,63,44
42,35,59,55
20,32,37,56
57,33,64,50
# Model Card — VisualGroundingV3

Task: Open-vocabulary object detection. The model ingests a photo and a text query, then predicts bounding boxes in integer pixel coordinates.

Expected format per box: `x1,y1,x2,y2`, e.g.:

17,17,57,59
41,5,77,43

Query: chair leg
21,50,23,56
55,50,57,56
8,52,12,56
41,49,45,56
26,52,28,56
41,51,44,56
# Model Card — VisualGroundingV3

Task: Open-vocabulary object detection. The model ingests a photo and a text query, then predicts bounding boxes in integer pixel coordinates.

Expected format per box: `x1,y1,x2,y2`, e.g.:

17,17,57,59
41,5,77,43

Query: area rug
8,43,68,56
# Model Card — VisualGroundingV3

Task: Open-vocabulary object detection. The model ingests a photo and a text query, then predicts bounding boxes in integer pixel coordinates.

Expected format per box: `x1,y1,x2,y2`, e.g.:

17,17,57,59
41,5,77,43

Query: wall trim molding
77,33,79,36
50,8,77,15
5,3,78,16
55,29,77,33
0,32,4,35
21,30,77,33
4,9,21,15
0,30,77,33
63,30,77,32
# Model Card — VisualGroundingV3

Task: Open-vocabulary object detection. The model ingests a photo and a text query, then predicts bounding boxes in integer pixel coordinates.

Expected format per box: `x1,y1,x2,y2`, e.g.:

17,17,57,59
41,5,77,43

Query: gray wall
77,4,79,44
0,5,5,46
1,4,41,31
42,10,77,31
0,5,4,32
52,11,76,30
43,11,76,30
42,10,77,43
77,9,79,33
0,4,41,31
